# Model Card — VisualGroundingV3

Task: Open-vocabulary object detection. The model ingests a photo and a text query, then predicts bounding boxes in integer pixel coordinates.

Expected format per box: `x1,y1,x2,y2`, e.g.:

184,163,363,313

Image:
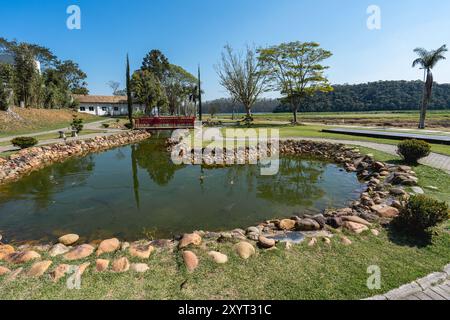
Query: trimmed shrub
393,195,449,236
71,115,84,133
11,137,38,149
397,139,431,164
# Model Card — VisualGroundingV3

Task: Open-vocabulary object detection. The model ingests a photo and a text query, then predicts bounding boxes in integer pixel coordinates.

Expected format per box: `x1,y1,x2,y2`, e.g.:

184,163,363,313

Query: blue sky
1,0,449,100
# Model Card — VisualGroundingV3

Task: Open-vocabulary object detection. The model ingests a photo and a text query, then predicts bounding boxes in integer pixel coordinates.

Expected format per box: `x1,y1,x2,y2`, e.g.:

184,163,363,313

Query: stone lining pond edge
0,131,152,185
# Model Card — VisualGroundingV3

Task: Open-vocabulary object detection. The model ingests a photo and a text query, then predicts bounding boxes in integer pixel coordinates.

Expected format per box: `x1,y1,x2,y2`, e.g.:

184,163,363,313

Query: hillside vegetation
0,108,101,137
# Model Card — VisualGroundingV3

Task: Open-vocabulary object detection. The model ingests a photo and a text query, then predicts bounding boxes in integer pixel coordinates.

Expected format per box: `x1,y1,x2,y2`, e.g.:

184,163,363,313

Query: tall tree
56,60,88,94
164,64,197,115
126,55,133,125
131,69,168,115
258,41,333,123
12,43,40,106
216,45,267,121
107,80,121,95
412,45,448,129
141,50,170,82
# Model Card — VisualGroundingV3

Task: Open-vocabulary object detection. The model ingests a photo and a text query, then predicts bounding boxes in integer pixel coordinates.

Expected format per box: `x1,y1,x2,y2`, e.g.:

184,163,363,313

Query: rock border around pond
0,131,151,185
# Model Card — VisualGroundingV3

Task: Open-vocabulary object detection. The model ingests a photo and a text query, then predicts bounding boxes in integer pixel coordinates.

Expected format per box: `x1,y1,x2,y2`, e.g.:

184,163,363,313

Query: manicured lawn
0,130,107,147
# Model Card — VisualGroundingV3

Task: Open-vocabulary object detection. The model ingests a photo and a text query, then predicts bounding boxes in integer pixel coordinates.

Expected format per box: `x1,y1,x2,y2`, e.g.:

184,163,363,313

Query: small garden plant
11,137,38,149
393,194,449,236
397,139,431,164
71,115,84,133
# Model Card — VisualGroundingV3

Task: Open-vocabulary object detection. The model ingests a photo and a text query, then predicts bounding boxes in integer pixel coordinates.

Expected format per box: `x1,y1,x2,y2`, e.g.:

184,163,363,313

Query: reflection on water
0,138,364,242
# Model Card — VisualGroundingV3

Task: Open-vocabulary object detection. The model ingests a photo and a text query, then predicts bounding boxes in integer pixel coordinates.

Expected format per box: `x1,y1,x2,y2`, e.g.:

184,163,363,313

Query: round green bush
397,139,431,164
11,137,38,149
394,195,449,236
102,123,110,128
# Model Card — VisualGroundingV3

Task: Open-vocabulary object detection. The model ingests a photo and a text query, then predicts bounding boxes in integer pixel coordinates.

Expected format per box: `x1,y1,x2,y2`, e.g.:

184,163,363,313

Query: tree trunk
419,70,433,130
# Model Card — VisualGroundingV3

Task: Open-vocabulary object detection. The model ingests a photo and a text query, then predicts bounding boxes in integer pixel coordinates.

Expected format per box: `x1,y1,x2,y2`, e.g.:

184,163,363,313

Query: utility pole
198,65,202,122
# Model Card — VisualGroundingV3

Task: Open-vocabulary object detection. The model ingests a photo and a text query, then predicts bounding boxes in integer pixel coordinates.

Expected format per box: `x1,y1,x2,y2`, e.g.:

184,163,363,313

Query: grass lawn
0,148,449,300
0,130,107,147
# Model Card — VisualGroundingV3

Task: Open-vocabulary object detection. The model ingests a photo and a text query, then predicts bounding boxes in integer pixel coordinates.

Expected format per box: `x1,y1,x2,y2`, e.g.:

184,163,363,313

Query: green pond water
0,137,365,243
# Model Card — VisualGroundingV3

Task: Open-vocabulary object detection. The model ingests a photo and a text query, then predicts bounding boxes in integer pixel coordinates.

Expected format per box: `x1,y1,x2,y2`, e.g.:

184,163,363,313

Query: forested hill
204,81,450,114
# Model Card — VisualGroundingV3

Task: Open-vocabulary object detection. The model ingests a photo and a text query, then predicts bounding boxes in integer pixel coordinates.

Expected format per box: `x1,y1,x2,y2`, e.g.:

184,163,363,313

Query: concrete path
366,264,450,300
282,137,450,175
0,119,113,143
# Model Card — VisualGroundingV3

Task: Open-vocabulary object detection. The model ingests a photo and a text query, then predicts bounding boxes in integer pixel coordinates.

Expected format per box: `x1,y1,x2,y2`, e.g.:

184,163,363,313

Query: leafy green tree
216,45,268,121
258,41,333,123
412,45,447,129
56,60,89,95
141,49,170,82
164,64,197,115
11,43,40,107
131,69,168,114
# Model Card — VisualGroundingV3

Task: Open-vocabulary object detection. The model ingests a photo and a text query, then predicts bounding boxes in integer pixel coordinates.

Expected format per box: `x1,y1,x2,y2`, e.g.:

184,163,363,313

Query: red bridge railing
134,116,196,130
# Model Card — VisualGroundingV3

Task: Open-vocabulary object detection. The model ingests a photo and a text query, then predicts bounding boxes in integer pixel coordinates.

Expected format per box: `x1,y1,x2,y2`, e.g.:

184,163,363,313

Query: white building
74,95,145,116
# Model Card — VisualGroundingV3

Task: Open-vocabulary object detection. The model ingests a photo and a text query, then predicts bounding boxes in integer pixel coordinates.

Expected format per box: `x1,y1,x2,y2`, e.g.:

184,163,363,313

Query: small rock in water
58,234,79,246
235,242,256,259
207,251,228,264
49,243,69,257
27,261,52,277
96,259,110,272
112,257,130,273
182,251,199,272
130,263,150,273
258,236,276,249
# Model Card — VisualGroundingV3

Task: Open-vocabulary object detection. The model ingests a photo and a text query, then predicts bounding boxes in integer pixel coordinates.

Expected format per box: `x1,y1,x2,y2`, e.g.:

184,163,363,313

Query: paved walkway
366,264,450,300
282,137,450,175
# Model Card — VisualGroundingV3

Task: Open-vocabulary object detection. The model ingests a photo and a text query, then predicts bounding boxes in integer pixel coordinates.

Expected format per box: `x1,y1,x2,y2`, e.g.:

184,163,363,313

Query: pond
0,137,365,243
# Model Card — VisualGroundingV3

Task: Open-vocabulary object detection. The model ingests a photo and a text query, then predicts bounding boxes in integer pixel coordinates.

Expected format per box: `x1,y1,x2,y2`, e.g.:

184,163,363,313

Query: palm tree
412,45,447,129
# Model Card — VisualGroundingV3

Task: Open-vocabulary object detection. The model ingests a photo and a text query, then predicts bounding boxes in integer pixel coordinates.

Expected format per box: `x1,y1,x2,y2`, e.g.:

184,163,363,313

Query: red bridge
134,116,196,130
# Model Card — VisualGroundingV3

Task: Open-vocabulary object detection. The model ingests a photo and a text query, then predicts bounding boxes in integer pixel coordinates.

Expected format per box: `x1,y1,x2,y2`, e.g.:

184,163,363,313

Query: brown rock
371,229,380,236
58,234,79,246
27,261,52,277
207,251,228,264
129,243,155,259
64,244,95,261
8,250,41,264
96,259,110,272
112,257,130,273
6,267,23,281
341,216,372,226
235,242,256,259
258,236,276,249
308,238,317,247
182,251,199,272
343,221,369,234
0,266,11,275
130,263,150,273
0,244,15,260
341,236,352,246
371,205,399,218
296,218,321,231
96,238,120,256
76,262,90,277
178,233,202,249
278,219,296,231
50,264,71,282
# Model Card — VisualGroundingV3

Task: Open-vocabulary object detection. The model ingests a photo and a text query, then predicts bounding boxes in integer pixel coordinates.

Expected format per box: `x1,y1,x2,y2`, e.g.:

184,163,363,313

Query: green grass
0,227,449,300
0,130,107,147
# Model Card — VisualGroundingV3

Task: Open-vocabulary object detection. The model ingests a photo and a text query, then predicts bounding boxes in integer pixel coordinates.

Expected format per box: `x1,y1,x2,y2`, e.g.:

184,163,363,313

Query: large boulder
8,250,41,264
0,244,15,260
277,219,296,231
326,217,343,229
96,238,120,256
58,234,79,246
95,259,110,272
258,236,276,249
178,233,202,249
112,257,130,273
341,216,372,226
49,244,70,257
64,244,95,261
235,242,256,259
